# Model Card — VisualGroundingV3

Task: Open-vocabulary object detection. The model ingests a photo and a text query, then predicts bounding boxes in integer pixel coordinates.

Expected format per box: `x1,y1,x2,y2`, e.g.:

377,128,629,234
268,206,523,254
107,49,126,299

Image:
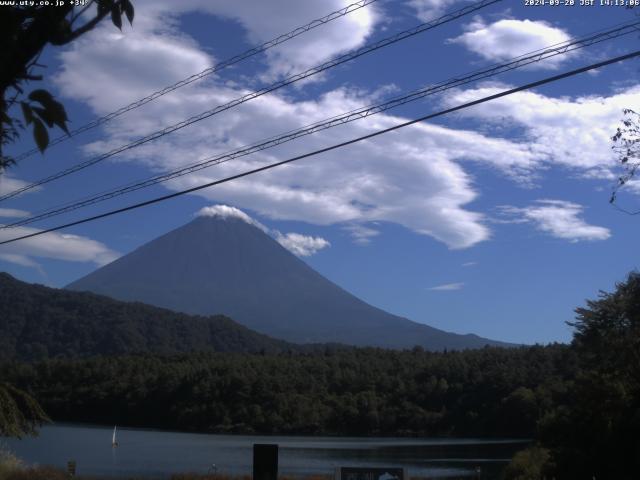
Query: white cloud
55,10,213,116
56,0,378,99
197,204,268,231
462,261,477,267
197,204,330,256
157,104,506,249
0,226,120,268
0,253,41,268
55,31,517,249
443,83,640,175
449,18,574,69
0,208,29,219
0,176,39,197
622,179,640,196
0,253,47,277
273,231,330,256
498,200,611,242
409,0,469,21
429,282,464,291
199,0,379,80
344,224,380,245
53,2,572,251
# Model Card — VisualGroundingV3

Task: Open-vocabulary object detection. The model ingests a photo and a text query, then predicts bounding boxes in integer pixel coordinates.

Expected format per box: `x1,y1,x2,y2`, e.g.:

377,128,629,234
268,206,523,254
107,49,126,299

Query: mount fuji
67,208,510,350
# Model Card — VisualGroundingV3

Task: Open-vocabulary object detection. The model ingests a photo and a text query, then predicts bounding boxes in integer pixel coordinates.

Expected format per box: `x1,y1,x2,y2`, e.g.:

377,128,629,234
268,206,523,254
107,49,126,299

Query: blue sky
1,0,639,344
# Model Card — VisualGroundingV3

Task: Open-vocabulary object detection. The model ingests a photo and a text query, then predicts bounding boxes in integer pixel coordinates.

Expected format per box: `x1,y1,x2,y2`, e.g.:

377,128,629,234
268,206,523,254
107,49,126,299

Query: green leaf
32,106,55,128
32,118,50,153
28,89,54,106
53,117,70,135
111,5,122,30
47,100,70,134
52,100,69,122
26,92,70,135
96,0,112,15
20,102,34,125
122,0,134,25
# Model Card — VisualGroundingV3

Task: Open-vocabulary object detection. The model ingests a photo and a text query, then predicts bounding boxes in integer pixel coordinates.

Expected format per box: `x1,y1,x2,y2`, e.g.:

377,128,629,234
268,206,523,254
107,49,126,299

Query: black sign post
338,467,405,480
253,444,278,480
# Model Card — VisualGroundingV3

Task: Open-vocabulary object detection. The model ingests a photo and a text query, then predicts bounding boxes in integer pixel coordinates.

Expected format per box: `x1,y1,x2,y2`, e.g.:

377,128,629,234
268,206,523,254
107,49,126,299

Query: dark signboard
338,467,405,480
253,444,278,480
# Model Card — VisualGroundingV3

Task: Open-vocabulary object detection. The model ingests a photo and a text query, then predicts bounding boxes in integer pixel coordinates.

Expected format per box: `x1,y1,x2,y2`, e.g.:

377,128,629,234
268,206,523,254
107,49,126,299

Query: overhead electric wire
12,0,381,162
1,49,638,246
4,19,639,229
0,0,502,203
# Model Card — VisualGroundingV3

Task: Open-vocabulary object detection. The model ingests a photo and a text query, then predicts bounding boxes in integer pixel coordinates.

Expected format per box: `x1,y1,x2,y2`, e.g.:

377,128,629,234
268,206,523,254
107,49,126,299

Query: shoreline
46,421,531,444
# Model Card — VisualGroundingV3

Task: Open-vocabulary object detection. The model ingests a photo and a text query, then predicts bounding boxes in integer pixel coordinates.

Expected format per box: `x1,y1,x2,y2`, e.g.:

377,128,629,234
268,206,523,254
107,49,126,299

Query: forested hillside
0,272,292,360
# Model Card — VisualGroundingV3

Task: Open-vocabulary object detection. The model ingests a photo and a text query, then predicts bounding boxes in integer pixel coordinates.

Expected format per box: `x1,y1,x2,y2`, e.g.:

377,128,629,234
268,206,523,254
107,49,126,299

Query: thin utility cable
5,19,639,229
0,0,501,203
1,49,638,246
12,0,380,162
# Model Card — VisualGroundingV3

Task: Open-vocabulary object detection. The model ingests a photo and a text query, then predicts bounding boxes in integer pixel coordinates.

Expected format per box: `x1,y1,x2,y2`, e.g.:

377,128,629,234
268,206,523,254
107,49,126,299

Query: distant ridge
67,213,512,350
0,272,293,361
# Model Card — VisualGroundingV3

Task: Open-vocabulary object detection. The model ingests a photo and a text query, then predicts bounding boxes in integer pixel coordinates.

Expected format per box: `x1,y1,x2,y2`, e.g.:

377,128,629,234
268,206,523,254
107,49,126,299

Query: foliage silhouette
0,0,134,168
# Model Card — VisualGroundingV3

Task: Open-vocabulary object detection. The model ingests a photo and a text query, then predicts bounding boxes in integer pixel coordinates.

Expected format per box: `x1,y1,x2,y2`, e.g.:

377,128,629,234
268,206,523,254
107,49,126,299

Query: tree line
1,344,575,438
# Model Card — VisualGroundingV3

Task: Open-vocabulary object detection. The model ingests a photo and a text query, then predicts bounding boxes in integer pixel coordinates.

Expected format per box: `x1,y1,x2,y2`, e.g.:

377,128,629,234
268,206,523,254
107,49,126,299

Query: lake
3,424,528,479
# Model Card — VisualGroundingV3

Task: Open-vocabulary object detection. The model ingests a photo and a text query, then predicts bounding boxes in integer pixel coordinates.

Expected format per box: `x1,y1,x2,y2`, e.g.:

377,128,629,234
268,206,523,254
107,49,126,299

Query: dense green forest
0,273,295,360
0,344,575,438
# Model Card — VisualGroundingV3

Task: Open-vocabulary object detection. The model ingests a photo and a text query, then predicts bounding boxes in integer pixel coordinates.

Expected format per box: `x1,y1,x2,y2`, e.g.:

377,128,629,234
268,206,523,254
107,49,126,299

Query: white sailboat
112,426,119,447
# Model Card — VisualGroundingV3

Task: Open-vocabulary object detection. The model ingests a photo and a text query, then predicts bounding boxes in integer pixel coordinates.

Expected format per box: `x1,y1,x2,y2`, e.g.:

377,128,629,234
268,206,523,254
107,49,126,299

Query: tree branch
52,5,111,45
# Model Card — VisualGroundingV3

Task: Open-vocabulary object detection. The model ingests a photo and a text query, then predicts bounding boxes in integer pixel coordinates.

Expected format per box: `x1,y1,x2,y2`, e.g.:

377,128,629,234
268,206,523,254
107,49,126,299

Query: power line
12,0,381,162
0,0,502,203
4,19,638,229
2,49,638,246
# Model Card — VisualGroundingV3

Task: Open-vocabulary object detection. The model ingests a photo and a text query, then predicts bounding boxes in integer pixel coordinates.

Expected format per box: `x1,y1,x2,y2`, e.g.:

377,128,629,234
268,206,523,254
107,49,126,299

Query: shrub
0,448,24,480
503,446,552,480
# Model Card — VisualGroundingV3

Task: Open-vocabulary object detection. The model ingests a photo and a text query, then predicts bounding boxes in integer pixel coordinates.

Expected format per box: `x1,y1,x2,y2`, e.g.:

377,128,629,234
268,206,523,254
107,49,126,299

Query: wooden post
253,444,278,480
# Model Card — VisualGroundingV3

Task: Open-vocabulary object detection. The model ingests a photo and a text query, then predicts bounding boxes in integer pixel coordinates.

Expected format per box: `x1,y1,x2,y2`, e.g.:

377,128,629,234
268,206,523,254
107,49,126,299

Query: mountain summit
67,209,509,350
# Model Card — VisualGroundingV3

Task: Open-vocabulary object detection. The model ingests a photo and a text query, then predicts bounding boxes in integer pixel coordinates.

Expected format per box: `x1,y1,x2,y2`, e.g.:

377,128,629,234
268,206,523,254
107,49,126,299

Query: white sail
112,426,117,445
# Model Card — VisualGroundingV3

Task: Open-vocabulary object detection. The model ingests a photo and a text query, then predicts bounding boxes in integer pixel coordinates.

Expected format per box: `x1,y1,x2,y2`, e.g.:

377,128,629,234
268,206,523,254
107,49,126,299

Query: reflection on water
4,424,528,479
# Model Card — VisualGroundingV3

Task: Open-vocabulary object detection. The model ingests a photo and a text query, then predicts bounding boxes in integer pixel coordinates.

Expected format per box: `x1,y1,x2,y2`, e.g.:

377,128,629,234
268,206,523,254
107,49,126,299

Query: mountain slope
0,272,293,361
67,215,510,350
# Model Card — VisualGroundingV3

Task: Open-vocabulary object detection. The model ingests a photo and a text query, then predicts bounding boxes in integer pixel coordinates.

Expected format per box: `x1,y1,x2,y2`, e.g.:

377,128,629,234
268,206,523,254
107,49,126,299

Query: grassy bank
0,460,479,480
1,471,478,480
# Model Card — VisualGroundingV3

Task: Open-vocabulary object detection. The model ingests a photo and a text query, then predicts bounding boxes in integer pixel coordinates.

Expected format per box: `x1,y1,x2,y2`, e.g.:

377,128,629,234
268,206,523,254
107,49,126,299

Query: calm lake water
3,424,528,479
